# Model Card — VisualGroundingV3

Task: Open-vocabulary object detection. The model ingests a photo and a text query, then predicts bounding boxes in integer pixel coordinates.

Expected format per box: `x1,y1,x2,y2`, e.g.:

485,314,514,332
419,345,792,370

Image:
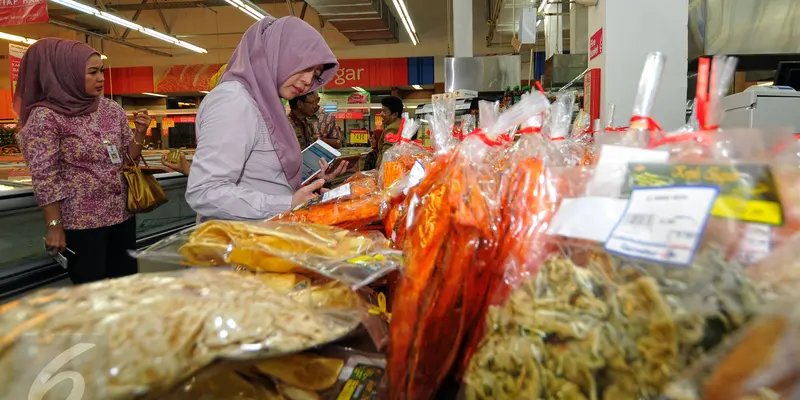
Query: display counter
0,172,196,300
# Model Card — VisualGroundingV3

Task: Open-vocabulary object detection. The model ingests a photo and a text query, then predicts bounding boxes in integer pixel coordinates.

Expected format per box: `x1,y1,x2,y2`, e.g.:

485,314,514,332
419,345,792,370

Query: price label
350,132,369,144
161,118,175,128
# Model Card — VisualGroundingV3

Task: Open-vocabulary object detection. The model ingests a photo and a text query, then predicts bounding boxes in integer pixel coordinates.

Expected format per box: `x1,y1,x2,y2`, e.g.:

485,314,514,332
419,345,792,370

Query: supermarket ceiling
0,0,552,66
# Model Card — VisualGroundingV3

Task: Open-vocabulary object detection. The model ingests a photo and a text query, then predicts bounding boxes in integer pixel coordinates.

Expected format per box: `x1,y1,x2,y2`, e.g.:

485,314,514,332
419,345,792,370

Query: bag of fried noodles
136,221,402,289
0,269,362,400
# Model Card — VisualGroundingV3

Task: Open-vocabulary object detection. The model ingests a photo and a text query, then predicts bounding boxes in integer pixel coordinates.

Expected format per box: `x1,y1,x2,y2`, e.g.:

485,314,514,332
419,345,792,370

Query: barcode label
623,213,655,228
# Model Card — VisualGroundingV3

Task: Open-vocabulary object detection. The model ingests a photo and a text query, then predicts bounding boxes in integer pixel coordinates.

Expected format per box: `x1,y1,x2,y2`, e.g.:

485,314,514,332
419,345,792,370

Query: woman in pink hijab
14,38,152,284
186,17,346,221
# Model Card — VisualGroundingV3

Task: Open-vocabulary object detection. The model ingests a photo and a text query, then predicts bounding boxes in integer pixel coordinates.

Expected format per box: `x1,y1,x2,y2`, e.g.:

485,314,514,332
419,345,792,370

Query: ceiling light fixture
224,0,271,21
412,84,423,90
199,90,210,94
391,0,419,45
49,0,207,53
0,32,36,45
352,86,367,92
538,0,547,13
142,92,168,97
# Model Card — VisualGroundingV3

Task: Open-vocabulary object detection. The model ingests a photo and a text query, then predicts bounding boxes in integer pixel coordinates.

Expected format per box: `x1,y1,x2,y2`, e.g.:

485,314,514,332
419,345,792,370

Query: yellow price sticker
350,132,369,144
162,119,175,128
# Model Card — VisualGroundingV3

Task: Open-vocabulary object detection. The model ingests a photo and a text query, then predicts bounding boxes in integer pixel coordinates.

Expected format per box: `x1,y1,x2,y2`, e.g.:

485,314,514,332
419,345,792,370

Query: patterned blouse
288,111,315,149
16,97,133,230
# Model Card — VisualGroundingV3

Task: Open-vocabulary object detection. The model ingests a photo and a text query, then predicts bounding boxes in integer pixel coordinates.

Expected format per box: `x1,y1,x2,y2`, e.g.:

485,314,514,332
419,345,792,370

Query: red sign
0,0,48,26
334,112,364,120
326,58,408,89
155,64,223,93
347,92,369,104
589,28,603,61
171,116,196,124
9,43,27,95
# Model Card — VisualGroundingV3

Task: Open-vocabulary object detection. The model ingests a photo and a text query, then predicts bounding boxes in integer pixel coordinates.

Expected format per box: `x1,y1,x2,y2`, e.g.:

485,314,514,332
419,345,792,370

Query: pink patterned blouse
16,97,133,230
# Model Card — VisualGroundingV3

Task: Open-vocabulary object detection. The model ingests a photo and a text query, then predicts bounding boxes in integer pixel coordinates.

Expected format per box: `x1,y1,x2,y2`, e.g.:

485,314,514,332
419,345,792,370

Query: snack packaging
0,269,363,400
378,118,431,190
163,346,386,400
461,164,764,399
387,92,551,399
136,221,402,289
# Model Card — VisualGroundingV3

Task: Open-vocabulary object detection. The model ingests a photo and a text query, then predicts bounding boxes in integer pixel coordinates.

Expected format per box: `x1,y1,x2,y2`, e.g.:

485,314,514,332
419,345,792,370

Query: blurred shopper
287,92,317,149
15,38,152,284
377,96,403,166
186,17,346,222
363,129,381,171
307,91,342,149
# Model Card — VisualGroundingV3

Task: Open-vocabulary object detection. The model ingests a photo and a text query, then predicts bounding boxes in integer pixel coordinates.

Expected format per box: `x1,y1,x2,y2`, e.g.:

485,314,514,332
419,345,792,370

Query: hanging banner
9,43,28,95
0,0,48,26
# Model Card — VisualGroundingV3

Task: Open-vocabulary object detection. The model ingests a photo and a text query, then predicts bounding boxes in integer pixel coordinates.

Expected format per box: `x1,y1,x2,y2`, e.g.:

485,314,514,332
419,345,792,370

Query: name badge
104,140,122,164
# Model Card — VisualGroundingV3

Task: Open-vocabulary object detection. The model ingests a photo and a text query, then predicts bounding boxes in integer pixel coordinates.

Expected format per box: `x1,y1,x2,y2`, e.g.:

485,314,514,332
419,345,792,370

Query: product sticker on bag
295,183,353,210
623,163,784,226
404,161,426,195
733,223,772,265
604,185,719,266
585,145,669,196
336,358,386,400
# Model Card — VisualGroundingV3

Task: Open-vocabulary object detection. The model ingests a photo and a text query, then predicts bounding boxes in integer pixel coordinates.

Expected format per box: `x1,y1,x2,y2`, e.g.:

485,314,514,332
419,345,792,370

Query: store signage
350,129,369,144
590,28,603,61
0,0,48,27
327,58,408,89
162,118,175,128
347,92,369,104
171,116,196,124
9,43,27,94
375,114,383,130
335,112,364,120
155,64,224,93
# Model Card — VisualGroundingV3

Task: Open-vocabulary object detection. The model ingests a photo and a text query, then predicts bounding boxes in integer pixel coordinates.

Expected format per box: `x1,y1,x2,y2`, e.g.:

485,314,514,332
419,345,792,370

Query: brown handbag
122,154,168,213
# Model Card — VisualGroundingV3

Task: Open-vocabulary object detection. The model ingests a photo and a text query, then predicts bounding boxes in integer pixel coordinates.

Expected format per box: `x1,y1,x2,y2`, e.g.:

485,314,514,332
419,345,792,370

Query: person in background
15,38,152,284
363,129,381,171
377,96,404,166
287,92,318,149
307,91,342,149
186,17,347,222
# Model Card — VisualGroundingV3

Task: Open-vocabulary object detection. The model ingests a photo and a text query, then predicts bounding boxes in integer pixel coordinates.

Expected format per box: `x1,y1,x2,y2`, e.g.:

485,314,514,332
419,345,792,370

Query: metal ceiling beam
49,20,173,57
49,0,297,15
156,2,171,33
121,0,149,40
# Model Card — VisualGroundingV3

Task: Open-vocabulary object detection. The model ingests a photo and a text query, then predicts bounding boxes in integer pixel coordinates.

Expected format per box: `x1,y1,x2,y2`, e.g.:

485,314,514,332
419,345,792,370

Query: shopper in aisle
287,92,318,149
186,16,347,222
377,96,404,166
14,38,152,284
308,91,342,149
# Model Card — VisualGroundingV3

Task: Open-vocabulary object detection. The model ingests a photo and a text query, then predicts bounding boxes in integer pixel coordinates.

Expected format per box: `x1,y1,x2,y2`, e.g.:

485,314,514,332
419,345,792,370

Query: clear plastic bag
0,269,363,400
461,166,764,400
136,221,402,289
378,118,432,190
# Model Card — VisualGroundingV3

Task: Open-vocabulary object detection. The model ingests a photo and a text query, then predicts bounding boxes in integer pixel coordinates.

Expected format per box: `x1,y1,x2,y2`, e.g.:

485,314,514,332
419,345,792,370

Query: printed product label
623,163,784,226
733,223,772,265
295,183,352,210
336,363,385,400
604,186,719,266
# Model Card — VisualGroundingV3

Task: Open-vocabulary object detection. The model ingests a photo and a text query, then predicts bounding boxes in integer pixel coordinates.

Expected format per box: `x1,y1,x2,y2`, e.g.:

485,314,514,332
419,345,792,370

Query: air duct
304,0,399,45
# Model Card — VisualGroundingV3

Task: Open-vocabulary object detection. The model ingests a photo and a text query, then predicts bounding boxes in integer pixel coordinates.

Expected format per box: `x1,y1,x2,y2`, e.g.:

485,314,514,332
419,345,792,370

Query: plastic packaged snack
387,92,551,399
136,221,402,289
379,119,431,190
461,164,764,400
163,346,387,400
0,269,363,400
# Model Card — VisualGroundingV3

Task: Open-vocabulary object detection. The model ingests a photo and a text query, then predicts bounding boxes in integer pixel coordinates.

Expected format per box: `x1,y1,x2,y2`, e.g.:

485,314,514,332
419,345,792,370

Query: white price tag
320,183,352,203
105,143,122,165
734,223,772,265
404,161,426,195
604,186,719,266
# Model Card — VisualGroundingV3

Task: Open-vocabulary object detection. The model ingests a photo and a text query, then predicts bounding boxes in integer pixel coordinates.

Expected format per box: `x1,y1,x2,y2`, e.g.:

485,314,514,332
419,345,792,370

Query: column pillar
543,0,565,59
452,0,472,57
588,0,688,129
570,3,589,54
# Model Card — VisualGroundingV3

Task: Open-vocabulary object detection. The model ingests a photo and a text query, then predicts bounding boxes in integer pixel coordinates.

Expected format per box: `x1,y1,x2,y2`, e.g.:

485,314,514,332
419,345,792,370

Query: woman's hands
292,179,326,207
45,225,66,255
161,152,191,176
133,109,152,135
318,159,349,183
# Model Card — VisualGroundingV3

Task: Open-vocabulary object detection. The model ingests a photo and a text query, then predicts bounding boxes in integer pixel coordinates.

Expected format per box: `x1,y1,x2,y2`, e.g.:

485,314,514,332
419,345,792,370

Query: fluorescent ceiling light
537,19,542,27
538,0,547,12
392,0,419,45
49,0,207,53
100,54,108,59
142,92,168,97
224,0,270,21
0,32,36,45
352,86,366,92
758,81,774,86
199,90,209,94
412,84,423,90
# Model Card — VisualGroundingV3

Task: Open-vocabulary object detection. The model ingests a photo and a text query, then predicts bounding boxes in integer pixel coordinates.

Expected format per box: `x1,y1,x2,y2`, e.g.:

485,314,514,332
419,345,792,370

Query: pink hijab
220,17,338,189
14,38,100,128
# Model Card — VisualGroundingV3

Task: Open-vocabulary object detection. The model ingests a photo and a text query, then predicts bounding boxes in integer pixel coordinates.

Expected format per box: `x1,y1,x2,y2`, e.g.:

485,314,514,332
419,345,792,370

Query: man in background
307,91,341,149
376,96,404,166
288,93,317,149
